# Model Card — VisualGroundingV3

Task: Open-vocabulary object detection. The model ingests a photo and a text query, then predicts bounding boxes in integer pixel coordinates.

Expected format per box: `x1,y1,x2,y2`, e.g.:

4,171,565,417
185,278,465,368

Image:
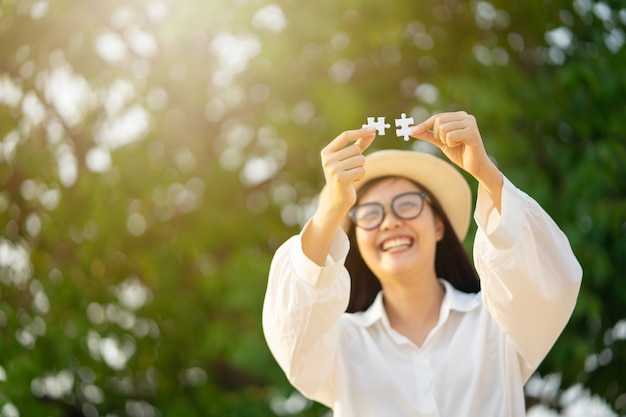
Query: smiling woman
1,0,624,415
263,111,582,417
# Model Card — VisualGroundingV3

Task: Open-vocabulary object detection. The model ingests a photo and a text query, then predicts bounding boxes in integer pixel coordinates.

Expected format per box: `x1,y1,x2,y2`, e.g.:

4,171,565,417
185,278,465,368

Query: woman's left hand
411,111,503,211
410,111,492,180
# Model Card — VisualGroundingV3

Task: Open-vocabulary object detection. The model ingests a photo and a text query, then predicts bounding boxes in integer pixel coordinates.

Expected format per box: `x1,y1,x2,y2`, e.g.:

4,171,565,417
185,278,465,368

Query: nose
379,207,403,230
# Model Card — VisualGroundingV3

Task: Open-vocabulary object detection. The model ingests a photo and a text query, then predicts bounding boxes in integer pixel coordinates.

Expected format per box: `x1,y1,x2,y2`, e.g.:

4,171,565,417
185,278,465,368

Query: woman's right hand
318,127,377,218
303,126,377,266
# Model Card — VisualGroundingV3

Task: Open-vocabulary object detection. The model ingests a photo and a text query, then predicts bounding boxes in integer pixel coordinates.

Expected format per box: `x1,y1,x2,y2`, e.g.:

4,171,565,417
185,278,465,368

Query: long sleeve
262,224,351,404
473,176,582,380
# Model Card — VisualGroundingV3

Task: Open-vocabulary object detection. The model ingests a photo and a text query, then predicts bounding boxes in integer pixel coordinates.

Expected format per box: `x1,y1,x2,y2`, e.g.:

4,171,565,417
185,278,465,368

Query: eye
395,201,418,214
396,200,419,209
357,206,381,220
393,194,424,217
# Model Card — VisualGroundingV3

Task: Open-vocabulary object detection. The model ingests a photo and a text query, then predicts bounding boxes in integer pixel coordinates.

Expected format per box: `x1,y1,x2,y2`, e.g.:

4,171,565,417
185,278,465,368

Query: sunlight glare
210,33,261,87
147,0,168,23
44,64,91,127
252,4,287,34
86,147,112,173
115,277,152,311
0,239,31,288
126,26,157,57
96,104,151,149
0,75,23,107
95,31,128,63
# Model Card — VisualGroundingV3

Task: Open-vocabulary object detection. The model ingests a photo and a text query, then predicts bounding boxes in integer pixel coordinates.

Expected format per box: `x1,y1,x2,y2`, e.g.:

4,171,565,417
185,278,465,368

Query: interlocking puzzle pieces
363,114,415,140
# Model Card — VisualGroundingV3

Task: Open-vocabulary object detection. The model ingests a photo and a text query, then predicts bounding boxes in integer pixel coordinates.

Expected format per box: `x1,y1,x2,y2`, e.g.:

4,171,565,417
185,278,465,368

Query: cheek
355,229,376,255
355,230,380,273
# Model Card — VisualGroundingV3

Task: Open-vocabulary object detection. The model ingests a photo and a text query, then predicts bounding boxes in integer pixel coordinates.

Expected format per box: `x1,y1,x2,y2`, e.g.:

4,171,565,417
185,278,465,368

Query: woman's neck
381,275,445,347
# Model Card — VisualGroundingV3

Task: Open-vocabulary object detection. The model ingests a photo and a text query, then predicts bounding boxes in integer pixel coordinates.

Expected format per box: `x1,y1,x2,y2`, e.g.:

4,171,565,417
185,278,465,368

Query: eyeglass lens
350,192,426,230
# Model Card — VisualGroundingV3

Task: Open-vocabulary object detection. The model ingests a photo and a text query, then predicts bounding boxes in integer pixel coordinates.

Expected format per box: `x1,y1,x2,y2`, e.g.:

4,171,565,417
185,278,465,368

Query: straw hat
348,149,472,240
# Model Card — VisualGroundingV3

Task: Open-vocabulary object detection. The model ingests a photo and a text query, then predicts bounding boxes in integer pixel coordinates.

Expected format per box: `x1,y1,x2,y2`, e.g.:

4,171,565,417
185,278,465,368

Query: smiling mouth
381,237,413,252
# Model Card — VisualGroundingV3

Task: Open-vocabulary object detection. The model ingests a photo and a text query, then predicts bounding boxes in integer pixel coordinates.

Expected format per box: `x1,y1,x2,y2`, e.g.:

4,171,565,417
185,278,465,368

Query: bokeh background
1,0,625,416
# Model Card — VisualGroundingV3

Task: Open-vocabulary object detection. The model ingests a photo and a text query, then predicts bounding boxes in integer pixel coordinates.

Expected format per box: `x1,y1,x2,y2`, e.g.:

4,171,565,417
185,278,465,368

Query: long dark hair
344,176,480,313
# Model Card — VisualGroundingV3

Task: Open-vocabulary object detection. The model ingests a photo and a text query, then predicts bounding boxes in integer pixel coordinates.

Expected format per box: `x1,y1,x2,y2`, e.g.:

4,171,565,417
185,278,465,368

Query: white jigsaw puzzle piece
362,117,391,135
395,113,415,141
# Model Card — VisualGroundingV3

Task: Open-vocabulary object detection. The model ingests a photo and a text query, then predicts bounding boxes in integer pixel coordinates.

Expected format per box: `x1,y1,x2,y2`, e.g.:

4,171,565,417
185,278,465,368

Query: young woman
262,111,582,416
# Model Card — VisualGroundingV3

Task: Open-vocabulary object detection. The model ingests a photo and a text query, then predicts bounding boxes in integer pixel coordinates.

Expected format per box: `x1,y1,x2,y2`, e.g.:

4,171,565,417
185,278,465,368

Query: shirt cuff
474,176,529,249
291,223,350,289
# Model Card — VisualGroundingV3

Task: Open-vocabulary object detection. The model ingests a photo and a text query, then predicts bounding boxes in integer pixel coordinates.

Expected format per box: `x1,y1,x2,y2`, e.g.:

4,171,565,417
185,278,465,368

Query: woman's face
355,177,443,282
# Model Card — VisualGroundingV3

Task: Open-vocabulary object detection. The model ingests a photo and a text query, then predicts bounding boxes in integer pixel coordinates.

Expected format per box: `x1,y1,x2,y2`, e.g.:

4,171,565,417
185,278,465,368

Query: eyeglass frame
348,191,429,231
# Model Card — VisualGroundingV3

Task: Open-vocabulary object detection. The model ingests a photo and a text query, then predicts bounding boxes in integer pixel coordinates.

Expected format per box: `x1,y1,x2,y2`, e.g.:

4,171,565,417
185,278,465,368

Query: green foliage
1,0,625,416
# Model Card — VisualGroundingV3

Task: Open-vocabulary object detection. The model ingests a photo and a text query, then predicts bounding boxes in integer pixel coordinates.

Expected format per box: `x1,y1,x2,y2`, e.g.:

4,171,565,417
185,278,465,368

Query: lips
380,236,414,252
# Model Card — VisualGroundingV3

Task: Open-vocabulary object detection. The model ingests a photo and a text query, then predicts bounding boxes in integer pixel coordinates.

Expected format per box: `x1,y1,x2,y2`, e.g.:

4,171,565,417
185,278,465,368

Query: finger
323,145,366,175
433,115,442,144
411,113,438,133
413,111,470,131
440,129,466,148
410,115,441,146
326,127,376,152
442,126,479,147
355,130,377,152
323,154,367,186
409,127,439,145
436,120,470,145
438,120,471,131
332,143,366,162
410,113,448,144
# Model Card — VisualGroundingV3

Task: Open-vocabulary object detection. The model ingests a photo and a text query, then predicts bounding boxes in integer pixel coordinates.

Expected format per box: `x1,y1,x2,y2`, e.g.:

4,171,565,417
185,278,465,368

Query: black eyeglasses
348,192,428,230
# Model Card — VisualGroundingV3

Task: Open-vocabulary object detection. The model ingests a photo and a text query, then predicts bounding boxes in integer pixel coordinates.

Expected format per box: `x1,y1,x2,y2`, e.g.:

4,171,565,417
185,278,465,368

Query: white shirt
262,177,582,417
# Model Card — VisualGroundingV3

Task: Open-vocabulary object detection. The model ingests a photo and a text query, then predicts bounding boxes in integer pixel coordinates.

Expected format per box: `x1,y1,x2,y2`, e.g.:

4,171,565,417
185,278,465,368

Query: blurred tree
0,0,624,416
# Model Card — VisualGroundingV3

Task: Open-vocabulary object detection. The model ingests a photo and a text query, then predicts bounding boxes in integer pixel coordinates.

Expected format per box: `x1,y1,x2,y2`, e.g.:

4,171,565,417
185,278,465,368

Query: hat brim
345,150,472,241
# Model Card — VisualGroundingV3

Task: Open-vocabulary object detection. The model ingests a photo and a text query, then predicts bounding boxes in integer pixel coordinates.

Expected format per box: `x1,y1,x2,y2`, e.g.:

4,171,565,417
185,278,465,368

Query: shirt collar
350,279,481,328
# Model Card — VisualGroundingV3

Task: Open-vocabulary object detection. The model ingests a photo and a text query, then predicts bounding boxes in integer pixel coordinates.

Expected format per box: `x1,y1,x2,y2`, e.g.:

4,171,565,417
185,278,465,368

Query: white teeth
381,237,412,251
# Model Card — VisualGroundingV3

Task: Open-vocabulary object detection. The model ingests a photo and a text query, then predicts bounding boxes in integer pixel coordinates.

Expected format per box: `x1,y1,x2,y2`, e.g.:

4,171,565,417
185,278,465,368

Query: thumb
410,125,439,146
355,131,377,151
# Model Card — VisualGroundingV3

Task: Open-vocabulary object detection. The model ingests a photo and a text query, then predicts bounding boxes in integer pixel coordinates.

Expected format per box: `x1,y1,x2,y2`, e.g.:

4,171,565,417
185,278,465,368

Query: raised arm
303,126,376,265
262,126,376,404
410,111,503,212
411,111,582,378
